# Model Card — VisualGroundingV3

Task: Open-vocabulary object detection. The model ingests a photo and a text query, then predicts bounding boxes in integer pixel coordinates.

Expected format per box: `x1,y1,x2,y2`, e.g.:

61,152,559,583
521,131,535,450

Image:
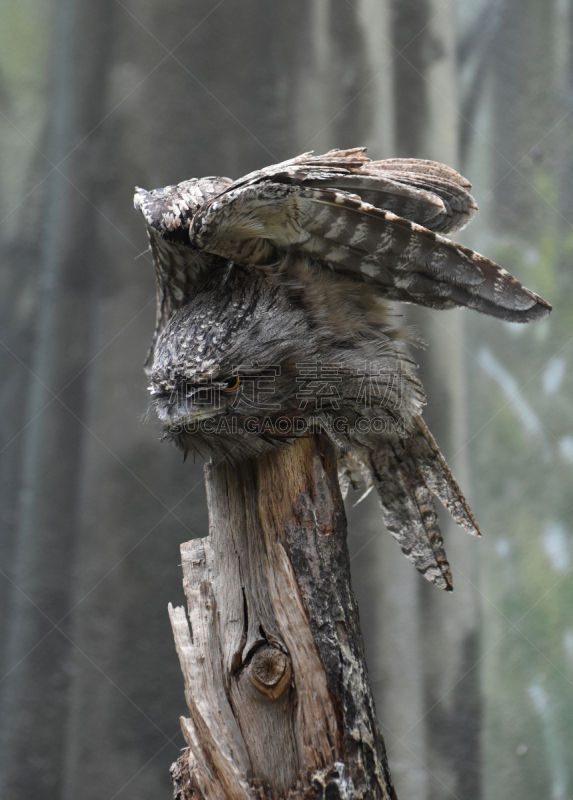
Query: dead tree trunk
169,433,397,799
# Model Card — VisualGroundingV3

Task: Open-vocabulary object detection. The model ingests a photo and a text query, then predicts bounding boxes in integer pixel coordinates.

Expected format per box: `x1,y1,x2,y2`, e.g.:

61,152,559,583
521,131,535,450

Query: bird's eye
223,376,241,392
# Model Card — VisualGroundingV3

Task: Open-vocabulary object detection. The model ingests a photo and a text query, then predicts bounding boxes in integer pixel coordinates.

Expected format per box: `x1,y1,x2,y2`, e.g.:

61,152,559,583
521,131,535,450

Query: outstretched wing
220,148,479,234
340,417,480,591
189,150,551,322
135,149,551,367
134,176,232,372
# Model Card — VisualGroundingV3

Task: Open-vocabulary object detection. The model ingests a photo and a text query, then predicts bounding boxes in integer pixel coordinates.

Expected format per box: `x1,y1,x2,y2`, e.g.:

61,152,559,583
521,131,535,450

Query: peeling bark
169,434,397,799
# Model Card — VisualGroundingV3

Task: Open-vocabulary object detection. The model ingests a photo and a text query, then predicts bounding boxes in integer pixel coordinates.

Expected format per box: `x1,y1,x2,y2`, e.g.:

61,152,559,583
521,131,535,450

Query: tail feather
412,420,480,536
340,417,480,591
371,439,455,591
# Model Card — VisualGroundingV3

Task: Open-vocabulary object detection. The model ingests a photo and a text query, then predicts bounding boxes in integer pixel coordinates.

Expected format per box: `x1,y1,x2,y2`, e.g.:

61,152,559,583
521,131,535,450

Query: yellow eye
223,376,241,392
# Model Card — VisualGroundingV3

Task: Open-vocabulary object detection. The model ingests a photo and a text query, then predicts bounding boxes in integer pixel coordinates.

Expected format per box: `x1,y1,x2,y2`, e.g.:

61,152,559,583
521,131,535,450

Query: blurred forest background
0,1,571,798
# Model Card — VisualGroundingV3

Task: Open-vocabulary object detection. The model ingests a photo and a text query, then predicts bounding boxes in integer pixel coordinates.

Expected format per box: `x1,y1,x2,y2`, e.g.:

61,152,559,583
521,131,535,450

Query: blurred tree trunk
0,1,118,796
348,3,482,800
398,4,482,799
60,5,318,799
481,2,560,799
490,0,558,237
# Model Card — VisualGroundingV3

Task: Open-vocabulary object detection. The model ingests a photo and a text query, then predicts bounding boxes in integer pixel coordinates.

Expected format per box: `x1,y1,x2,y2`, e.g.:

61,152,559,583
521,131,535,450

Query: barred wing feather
191,179,551,322
134,148,551,369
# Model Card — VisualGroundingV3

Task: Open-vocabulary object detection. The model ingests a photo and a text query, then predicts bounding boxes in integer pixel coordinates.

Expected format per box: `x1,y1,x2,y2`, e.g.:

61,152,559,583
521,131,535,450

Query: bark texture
169,434,397,799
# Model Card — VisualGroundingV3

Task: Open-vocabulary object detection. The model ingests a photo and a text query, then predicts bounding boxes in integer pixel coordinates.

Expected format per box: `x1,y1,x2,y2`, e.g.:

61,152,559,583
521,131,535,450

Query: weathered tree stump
169,434,397,799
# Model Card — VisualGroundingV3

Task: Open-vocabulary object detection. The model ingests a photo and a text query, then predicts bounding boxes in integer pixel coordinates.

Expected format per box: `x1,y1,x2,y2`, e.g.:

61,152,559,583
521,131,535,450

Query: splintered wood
169,435,397,799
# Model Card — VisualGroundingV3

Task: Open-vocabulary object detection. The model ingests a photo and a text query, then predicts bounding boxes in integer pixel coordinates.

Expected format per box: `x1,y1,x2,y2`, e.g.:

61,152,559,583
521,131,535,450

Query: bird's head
148,266,320,446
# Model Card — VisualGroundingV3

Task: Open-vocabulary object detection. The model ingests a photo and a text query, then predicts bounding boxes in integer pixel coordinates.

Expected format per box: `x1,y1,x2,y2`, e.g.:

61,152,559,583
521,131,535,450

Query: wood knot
249,645,291,699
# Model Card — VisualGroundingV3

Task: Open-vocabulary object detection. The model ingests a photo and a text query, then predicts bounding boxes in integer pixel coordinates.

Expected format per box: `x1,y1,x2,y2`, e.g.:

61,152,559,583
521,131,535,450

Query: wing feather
190,182,551,321
135,148,551,367
134,177,232,372
228,148,478,233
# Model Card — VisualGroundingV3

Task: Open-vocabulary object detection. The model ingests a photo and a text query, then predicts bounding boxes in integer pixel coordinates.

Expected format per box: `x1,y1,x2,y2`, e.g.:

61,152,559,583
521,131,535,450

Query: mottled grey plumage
134,148,551,591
